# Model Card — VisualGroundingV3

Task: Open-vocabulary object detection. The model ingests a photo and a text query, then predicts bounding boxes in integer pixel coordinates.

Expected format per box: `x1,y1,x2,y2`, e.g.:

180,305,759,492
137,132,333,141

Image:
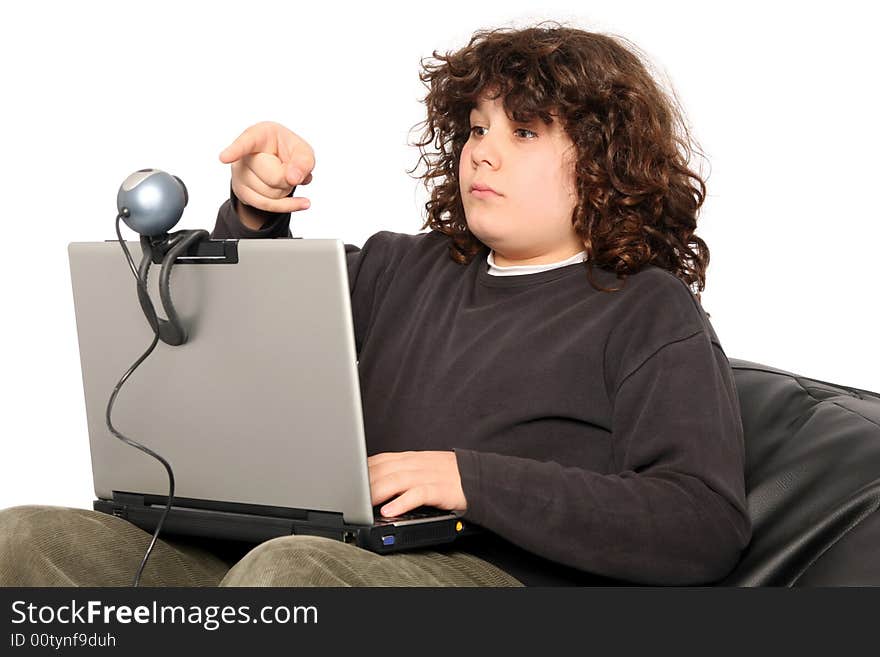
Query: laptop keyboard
373,505,452,523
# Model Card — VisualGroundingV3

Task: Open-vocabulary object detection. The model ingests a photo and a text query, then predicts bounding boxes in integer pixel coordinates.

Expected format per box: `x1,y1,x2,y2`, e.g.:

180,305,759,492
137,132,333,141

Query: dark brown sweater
212,190,752,586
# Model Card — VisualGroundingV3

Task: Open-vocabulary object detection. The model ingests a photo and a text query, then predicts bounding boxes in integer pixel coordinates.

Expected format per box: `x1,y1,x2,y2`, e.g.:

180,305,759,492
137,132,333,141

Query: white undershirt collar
487,249,588,276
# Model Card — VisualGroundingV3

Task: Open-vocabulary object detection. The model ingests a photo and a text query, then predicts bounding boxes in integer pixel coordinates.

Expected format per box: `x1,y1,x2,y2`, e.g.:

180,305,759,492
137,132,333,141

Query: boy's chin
467,230,502,252
462,219,504,246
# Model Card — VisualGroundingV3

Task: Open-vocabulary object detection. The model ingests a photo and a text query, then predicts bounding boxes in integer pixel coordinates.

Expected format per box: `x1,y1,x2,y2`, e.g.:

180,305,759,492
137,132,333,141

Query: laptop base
95,492,477,554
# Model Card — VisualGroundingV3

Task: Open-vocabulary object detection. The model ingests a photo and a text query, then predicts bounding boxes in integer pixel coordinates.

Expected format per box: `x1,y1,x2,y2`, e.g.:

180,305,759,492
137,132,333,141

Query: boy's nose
470,139,500,169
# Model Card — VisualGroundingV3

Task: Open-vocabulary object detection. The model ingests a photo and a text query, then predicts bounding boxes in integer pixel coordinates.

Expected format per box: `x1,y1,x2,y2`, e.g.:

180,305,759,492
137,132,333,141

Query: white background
1,0,877,510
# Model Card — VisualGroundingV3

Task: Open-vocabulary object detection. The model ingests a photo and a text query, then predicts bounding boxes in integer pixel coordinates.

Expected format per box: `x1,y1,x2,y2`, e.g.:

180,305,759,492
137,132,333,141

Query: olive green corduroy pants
0,506,523,587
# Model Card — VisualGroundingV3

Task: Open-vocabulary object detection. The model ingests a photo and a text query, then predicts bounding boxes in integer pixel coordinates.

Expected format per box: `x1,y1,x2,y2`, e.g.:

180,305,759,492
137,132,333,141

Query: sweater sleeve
210,185,295,239
454,330,752,585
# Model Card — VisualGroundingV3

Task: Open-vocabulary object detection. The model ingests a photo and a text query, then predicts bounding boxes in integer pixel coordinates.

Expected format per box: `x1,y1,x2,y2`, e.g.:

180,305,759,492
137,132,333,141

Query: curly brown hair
408,20,711,299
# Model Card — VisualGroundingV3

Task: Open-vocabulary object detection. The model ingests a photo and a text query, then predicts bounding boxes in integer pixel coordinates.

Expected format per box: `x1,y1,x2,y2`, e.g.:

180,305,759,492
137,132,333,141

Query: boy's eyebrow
467,109,544,126
468,104,549,124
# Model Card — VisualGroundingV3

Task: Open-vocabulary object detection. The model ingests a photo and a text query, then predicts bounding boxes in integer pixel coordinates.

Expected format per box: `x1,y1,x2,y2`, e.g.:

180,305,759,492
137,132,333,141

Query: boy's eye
468,126,537,139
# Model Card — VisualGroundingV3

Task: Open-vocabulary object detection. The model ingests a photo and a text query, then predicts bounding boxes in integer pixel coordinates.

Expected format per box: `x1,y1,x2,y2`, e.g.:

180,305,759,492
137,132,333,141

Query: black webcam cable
107,213,176,587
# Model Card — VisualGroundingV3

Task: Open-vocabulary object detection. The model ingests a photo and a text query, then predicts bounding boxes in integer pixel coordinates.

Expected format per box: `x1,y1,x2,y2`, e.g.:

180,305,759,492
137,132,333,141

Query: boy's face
459,93,584,266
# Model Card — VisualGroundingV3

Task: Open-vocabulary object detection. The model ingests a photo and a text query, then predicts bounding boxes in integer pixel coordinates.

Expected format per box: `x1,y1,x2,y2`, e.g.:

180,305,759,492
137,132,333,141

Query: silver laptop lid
68,238,374,526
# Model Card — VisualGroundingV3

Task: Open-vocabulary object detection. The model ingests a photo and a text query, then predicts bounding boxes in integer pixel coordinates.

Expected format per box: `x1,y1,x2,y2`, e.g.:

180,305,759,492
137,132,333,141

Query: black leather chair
719,358,880,586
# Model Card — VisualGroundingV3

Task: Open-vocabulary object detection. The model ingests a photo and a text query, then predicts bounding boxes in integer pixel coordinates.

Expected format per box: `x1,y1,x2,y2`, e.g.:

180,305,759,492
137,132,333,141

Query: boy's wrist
232,193,272,231
236,198,268,231
231,187,295,231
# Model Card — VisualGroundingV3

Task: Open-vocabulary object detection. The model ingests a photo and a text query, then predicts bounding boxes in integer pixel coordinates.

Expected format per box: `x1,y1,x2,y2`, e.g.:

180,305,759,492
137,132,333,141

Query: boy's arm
454,333,752,586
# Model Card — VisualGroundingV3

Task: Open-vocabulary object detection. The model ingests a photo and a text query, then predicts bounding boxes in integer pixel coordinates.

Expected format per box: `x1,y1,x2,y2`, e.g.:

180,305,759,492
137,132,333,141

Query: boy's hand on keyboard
367,451,467,518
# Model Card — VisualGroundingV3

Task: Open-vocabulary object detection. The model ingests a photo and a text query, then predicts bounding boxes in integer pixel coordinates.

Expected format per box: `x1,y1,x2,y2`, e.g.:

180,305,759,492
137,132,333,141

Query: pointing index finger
218,123,278,164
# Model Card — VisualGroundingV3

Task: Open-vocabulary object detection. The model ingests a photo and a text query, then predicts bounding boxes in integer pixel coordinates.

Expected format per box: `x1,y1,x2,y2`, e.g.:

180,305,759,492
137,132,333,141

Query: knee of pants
222,535,367,586
0,505,68,564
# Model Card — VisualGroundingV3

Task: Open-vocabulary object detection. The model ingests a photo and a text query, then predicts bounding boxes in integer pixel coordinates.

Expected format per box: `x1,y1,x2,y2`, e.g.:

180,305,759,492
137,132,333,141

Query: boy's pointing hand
219,120,315,214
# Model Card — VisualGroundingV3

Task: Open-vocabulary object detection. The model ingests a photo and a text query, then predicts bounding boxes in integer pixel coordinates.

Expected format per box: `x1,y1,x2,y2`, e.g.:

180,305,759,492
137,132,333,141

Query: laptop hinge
101,492,356,543
109,491,349,528
304,510,347,528
112,492,146,508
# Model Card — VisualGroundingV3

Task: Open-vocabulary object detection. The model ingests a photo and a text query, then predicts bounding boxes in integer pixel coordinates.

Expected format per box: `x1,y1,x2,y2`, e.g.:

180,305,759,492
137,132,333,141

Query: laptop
67,236,478,553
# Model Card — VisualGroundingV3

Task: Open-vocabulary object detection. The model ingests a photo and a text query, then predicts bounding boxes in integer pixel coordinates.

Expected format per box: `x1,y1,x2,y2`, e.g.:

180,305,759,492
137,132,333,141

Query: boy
0,21,750,587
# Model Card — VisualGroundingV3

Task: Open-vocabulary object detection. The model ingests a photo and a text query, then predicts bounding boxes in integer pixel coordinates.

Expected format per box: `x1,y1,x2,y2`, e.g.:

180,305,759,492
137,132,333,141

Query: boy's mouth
471,183,501,196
